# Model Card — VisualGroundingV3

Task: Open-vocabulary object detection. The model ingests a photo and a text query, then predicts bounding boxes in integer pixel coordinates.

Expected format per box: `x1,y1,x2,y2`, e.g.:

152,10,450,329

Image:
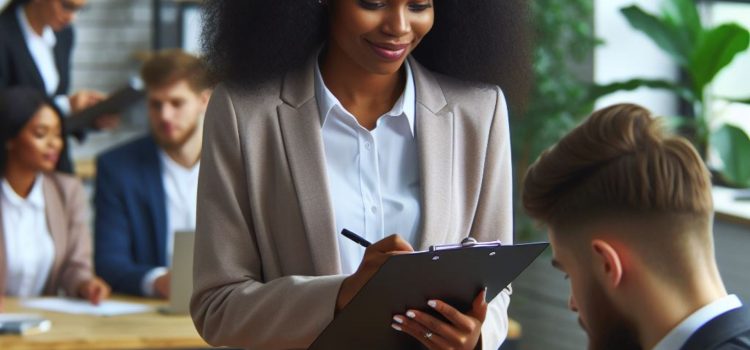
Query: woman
192,1,529,349
0,87,110,305
0,0,117,173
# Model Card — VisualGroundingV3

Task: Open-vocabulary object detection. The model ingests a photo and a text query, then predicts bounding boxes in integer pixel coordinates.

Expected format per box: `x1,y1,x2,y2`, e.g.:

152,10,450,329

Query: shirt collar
16,5,57,48
314,56,416,136
1,174,46,210
652,294,742,350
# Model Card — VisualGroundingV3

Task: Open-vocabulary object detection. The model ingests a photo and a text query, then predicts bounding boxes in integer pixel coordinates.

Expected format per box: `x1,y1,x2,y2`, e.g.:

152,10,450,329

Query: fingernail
428,300,437,308
393,315,404,324
392,324,402,331
406,310,416,318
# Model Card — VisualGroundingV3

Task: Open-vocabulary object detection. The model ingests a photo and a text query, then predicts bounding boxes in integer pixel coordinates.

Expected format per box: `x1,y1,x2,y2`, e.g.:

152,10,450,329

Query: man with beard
522,103,750,350
94,49,212,298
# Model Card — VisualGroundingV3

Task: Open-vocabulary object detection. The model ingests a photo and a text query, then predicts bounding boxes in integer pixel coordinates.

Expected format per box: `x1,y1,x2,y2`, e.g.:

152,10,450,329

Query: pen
341,229,372,248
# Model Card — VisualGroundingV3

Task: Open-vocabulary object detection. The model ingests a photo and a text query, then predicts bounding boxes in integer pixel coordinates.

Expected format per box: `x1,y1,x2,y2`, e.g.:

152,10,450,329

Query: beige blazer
191,55,514,350
0,172,94,297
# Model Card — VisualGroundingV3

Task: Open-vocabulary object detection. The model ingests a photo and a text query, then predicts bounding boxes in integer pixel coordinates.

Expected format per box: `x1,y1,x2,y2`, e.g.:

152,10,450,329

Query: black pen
341,229,372,248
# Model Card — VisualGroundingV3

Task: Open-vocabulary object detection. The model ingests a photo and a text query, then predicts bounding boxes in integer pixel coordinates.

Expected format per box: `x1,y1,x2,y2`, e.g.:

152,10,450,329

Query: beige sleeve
190,85,346,350
59,178,94,297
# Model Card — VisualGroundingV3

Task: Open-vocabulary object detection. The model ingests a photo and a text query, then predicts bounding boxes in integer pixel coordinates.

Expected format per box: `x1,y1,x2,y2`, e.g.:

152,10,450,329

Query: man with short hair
94,49,212,298
522,103,750,350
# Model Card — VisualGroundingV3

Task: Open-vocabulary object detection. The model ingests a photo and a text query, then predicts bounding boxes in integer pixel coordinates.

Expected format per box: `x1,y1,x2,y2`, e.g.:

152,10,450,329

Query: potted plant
587,0,750,186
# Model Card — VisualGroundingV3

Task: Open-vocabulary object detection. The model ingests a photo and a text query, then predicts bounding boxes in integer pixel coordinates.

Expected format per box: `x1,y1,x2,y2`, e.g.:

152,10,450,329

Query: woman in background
0,87,109,307
192,1,530,349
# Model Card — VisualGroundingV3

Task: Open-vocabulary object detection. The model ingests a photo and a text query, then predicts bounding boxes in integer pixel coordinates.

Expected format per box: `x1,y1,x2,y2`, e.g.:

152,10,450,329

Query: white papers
21,298,153,316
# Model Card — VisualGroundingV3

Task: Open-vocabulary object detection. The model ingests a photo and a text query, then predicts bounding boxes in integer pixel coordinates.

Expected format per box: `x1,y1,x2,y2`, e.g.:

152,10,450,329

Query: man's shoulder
684,306,750,350
98,135,158,169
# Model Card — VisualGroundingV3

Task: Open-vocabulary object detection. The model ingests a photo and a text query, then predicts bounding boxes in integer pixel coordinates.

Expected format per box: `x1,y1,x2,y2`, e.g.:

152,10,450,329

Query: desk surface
1,296,209,350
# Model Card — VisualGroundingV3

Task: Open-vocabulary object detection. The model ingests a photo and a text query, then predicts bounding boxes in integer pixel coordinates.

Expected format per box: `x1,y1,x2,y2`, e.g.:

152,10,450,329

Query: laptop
159,230,195,315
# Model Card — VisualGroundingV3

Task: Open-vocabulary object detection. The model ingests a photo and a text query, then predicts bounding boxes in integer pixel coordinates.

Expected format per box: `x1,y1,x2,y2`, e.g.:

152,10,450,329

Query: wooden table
1,296,209,350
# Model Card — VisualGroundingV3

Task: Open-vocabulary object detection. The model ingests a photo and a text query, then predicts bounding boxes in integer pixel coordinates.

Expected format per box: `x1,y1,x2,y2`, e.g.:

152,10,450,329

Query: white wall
594,0,678,117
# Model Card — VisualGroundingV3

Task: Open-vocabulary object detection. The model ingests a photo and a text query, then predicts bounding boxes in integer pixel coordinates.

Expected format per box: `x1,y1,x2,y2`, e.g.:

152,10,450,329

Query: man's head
522,104,715,350
141,49,212,151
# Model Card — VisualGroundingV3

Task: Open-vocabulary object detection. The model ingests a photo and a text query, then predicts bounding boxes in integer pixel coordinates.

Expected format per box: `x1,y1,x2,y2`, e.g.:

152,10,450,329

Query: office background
1,0,749,349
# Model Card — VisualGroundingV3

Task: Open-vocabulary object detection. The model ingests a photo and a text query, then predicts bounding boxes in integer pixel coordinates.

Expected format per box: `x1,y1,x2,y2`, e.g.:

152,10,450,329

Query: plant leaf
586,79,696,103
712,124,750,188
661,0,702,43
621,5,692,66
689,24,750,95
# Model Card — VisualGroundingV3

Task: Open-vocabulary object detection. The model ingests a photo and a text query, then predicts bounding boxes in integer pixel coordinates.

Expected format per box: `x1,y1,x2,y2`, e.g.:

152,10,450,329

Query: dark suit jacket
682,306,750,350
0,3,75,173
94,135,168,296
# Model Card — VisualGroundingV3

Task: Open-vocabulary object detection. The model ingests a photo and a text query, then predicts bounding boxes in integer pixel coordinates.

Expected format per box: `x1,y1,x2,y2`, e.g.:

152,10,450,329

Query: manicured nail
393,315,404,324
428,300,437,308
406,310,416,318
392,324,402,331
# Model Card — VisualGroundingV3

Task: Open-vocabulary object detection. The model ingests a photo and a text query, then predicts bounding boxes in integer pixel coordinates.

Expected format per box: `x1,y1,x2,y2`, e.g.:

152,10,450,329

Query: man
522,104,750,350
94,49,212,298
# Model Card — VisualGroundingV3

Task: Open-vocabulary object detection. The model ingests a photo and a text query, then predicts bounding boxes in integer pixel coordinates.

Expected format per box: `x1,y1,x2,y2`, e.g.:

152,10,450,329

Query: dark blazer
0,4,75,173
94,135,168,296
682,306,750,350
0,4,73,97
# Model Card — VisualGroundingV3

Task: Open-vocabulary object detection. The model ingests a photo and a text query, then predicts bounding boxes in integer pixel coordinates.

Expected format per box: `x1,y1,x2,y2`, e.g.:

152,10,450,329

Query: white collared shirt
16,6,70,115
141,151,200,296
315,60,421,275
652,294,743,350
1,175,55,297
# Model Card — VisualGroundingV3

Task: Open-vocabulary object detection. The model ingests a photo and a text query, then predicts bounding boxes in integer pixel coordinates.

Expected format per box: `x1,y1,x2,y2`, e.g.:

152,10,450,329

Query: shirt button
364,142,371,150
371,206,378,214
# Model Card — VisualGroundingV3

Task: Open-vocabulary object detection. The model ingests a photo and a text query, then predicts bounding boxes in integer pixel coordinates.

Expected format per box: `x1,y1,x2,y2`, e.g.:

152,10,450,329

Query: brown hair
140,49,213,92
522,103,712,236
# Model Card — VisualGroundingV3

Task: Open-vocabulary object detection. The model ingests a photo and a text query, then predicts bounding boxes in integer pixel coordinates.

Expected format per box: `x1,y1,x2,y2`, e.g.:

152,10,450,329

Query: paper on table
21,298,153,316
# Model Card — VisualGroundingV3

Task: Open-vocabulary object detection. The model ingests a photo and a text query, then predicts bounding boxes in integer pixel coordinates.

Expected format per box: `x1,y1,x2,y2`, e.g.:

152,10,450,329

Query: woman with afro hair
191,1,530,349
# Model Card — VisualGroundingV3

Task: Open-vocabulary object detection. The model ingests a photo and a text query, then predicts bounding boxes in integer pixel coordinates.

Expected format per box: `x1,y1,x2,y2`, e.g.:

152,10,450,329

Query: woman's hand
77,277,111,305
336,234,414,312
392,288,488,350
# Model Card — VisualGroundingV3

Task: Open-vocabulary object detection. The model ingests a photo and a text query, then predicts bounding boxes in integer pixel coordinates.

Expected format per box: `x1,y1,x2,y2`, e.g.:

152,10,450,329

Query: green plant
588,0,750,186
512,0,599,239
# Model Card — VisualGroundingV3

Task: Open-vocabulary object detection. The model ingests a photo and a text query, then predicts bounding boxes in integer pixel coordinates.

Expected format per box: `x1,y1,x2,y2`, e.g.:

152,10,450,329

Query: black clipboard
64,86,144,134
309,241,548,350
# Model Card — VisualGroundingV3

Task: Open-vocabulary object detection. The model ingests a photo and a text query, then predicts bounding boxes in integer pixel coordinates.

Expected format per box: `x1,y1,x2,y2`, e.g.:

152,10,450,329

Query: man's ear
591,239,624,288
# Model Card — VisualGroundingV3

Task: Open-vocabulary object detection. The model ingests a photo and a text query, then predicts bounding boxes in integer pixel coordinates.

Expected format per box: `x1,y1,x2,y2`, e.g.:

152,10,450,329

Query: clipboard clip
428,237,502,252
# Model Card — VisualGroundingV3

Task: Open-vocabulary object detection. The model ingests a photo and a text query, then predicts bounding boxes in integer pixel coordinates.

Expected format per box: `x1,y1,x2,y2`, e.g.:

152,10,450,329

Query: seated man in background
522,104,750,350
94,49,212,298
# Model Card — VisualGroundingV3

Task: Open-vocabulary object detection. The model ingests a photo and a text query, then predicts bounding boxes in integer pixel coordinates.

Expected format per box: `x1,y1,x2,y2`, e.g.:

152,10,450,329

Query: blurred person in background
0,0,119,173
94,49,212,298
0,86,110,308
523,104,750,350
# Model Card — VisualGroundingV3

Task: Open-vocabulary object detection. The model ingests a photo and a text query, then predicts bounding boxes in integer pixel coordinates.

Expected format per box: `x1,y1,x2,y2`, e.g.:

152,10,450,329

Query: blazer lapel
277,54,340,275
142,139,168,266
409,57,454,250
43,174,67,294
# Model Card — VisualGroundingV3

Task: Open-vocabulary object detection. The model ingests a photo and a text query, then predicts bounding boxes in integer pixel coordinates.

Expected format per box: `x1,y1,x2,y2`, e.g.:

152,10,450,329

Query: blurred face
6,105,63,173
34,0,87,31
549,231,641,350
147,80,209,150
328,0,434,75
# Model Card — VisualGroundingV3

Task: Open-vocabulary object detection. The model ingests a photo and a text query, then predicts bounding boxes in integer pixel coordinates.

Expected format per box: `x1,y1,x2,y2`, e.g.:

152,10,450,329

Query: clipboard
309,241,548,350
64,86,145,134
